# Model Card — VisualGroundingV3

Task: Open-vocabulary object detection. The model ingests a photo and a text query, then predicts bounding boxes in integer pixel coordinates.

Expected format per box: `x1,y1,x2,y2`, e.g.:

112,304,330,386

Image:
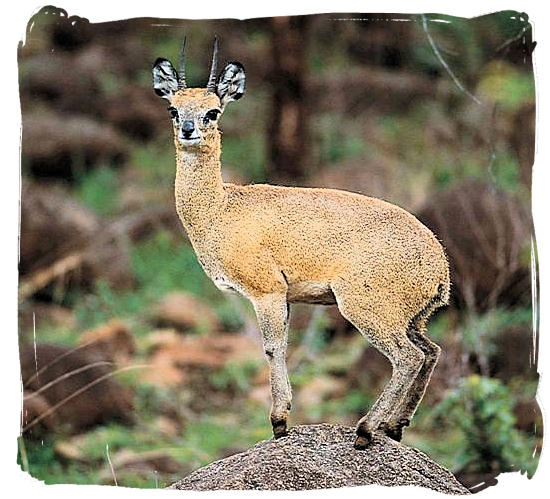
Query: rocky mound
169,424,469,494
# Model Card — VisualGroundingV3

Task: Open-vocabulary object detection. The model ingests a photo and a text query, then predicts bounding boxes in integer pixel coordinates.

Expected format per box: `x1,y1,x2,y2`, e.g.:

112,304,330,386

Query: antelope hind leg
354,336,424,449
331,282,425,449
382,328,441,441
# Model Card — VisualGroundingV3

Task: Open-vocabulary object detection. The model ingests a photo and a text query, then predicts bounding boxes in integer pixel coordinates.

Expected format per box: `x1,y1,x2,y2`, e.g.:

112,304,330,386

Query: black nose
182,120,195,134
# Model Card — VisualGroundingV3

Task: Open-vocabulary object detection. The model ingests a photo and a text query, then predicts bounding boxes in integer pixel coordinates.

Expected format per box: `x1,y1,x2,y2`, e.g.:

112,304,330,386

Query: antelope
152,38,450,449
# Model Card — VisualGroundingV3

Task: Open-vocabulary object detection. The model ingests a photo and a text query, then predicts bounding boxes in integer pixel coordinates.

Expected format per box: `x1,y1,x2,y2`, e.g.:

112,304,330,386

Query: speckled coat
154,58,450,449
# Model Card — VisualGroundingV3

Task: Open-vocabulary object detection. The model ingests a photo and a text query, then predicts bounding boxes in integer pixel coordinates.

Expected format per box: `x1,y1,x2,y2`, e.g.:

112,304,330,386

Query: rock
104,85,167,140
149,331,260,368
20,343,135,436
54,438,91,464
169,424,469,494
141,330,260,387
19,52,100,115
21,389,57,437
18,301,77,333
19,182,134,300
99,449,185,483
154,416,181,438
19,182,99,275
143,328,182,350
22,112,128,179
153,292,220,333
79,318,136,364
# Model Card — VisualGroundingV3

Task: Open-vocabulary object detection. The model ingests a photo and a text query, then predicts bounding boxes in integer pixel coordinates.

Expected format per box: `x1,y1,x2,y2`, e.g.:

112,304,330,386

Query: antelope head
152,38,246,149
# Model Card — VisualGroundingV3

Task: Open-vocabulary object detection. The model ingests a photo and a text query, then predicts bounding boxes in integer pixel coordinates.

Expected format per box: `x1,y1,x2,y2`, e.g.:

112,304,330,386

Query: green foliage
214,299,246,331
222,131,267,182
378,102,526,195
433,151,521,192
74,280,146,330
434,375,538,477
132,143,175,187
413,15,482,80
309,389,374,421
424,311,452,343
313,114,365,165
478,62,535,111
74,230,221,331
98,72,124,95
210,359,262,392
178,412,271,468
75,166,120,216
490,150,521,191
25,323,81,346
460,308,532,360
299,308,333,356
132,230,213,299
134,385,163,417
18,437,94,485
79,424,154,461
143,28,205,88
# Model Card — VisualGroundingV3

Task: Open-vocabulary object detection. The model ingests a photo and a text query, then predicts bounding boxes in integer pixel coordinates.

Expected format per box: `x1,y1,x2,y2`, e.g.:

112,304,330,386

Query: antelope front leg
252,293,291,438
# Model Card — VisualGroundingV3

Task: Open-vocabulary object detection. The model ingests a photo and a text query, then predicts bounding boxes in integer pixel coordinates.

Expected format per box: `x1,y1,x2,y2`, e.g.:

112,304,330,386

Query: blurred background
17,6,540,492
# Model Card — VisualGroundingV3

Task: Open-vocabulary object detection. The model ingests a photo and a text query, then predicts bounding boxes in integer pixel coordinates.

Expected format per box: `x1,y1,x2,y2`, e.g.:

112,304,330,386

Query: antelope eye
167,107,179,121
204,109,221,122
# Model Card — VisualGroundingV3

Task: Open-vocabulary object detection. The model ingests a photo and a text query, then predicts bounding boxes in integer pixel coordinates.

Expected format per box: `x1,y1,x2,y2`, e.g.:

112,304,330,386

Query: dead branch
18,203,178,302
19,251,84,302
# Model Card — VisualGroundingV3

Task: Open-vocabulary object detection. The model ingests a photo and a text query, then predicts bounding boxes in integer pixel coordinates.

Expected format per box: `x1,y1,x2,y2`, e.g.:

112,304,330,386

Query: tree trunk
268,16,311,182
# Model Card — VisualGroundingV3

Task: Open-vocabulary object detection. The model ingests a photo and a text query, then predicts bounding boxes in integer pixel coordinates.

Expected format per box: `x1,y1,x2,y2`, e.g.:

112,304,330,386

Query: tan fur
162,85,450,448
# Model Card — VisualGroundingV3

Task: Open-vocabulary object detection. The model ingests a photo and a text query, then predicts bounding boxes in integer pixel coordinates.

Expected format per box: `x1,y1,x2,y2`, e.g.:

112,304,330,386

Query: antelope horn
177,37,187,89
206,35,219,93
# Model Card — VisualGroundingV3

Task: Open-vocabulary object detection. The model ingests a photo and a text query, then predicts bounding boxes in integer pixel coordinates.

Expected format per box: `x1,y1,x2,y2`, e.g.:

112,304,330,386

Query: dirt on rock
169,423,470,494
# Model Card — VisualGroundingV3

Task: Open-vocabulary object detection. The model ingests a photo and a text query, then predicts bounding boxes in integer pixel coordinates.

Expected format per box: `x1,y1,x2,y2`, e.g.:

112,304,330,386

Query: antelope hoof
378,418,410,442
354,424,374,450
271,416,288,439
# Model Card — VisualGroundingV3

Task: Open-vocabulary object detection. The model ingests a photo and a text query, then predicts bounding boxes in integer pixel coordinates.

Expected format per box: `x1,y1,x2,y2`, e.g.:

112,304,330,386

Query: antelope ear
152,58,179,100
216,62,245,108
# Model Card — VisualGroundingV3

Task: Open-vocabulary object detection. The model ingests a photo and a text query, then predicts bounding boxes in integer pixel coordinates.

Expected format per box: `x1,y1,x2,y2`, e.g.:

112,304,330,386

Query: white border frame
2,2,547,498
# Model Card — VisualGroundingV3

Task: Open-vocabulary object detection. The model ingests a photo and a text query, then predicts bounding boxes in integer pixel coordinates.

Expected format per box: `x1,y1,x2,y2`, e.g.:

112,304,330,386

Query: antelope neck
174,137,226,235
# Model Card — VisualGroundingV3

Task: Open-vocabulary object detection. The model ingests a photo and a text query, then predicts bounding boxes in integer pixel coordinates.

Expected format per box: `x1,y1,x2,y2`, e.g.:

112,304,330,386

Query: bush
75,166,120,216
434,375,538,477
418,181,532,312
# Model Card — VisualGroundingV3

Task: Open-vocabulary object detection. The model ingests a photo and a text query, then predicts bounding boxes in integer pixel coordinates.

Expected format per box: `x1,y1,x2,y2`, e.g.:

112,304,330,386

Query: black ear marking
152,58,179,99
216,61,246,108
